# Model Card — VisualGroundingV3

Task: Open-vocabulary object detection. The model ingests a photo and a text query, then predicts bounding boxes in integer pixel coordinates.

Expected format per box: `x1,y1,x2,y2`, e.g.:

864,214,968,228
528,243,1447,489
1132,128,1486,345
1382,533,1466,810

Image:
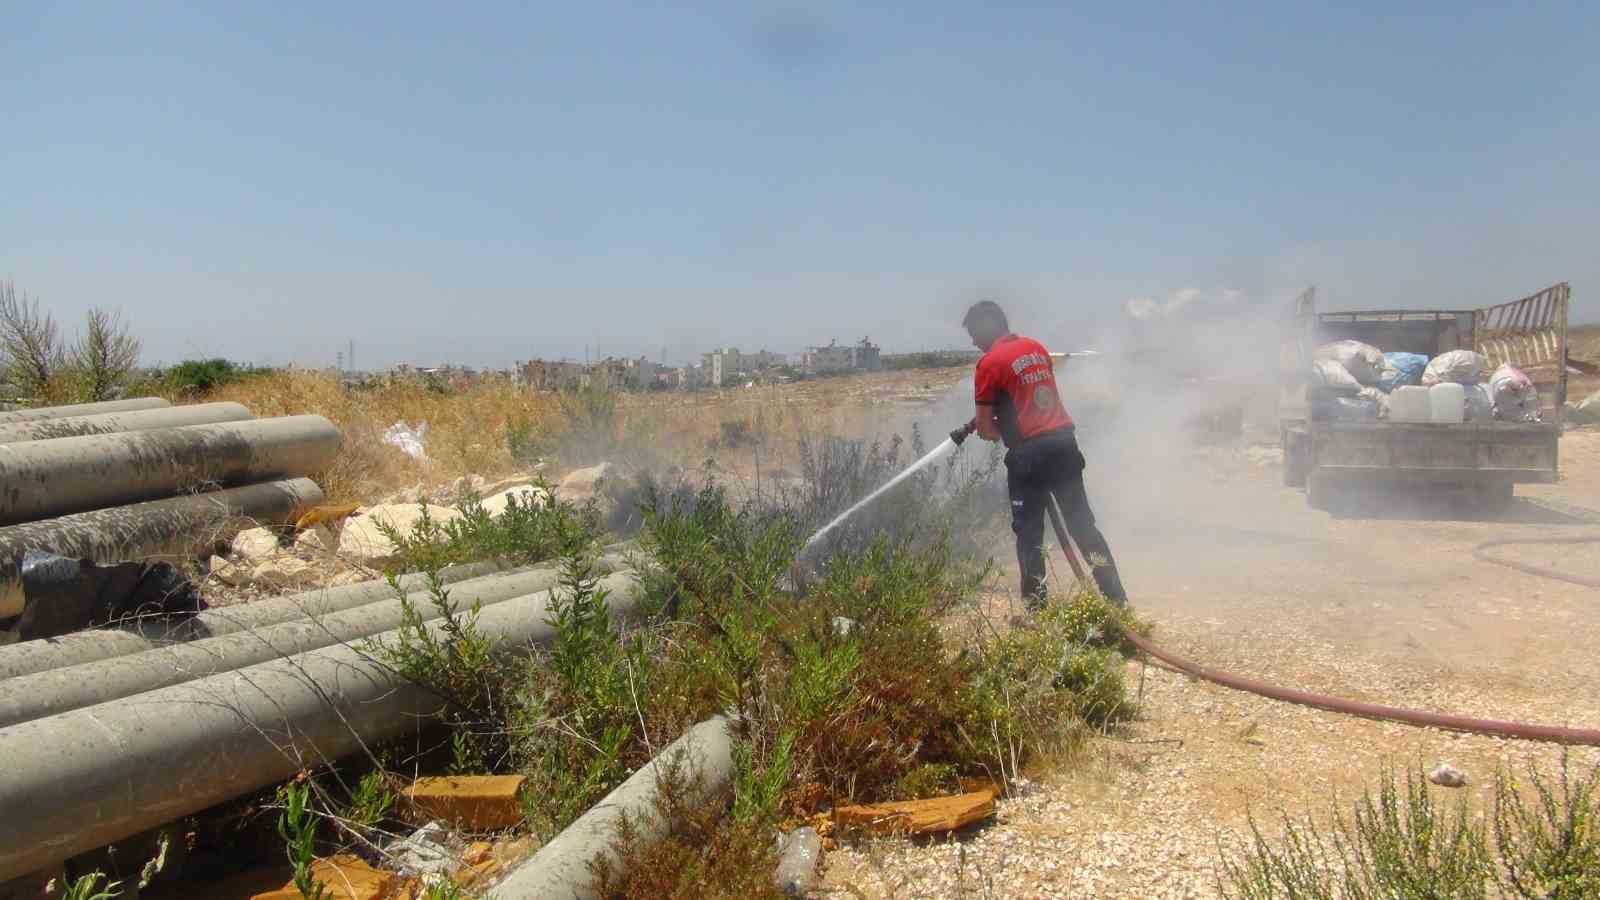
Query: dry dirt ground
821,423,1600,899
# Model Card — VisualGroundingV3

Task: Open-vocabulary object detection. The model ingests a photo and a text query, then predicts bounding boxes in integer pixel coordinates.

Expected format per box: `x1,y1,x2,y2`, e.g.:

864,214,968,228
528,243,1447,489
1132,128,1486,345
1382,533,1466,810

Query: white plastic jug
1389,385,1432,423
1429,382,1466,424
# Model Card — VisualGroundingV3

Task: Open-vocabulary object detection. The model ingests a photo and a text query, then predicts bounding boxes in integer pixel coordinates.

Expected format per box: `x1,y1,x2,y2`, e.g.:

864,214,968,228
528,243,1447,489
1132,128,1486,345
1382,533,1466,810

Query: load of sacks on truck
1310,341,1541,424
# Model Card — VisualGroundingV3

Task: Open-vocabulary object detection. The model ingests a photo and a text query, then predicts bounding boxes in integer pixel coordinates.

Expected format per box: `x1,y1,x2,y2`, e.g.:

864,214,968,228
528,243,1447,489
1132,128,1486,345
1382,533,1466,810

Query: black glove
950,420,977,446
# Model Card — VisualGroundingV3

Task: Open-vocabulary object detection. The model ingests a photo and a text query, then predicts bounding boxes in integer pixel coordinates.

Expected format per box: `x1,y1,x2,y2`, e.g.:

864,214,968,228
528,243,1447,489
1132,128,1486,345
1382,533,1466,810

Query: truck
1280,282,1570,512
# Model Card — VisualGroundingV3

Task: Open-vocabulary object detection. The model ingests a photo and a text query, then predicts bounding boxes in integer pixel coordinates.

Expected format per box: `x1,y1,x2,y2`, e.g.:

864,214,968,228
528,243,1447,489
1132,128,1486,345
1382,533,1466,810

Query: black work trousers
1005,429,1128,608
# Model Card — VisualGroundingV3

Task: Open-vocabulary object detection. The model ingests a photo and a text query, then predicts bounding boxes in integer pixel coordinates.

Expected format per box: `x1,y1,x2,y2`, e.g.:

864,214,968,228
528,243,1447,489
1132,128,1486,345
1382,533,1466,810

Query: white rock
209,555,249,587
294,525,337,555
478,472,539,497
230,527,280,563
337,504,463,565
558,462,613,500
1429,763,1468,788
479,485,550,518
249,556,319,589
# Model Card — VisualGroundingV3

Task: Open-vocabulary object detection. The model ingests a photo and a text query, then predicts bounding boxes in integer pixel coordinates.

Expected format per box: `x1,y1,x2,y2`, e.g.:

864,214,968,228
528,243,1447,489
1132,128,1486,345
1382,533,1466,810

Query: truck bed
1303,420,1559,483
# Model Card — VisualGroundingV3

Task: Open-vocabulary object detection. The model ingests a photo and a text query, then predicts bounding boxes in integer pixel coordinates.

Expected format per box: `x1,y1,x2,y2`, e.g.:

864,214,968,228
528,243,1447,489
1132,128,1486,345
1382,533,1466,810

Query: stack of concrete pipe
0,567,645,882
0,397,341,618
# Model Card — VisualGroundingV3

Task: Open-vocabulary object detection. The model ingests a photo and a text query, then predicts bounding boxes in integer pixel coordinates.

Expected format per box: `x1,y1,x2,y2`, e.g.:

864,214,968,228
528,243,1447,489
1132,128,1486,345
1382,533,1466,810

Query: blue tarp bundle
1378,352,1429,392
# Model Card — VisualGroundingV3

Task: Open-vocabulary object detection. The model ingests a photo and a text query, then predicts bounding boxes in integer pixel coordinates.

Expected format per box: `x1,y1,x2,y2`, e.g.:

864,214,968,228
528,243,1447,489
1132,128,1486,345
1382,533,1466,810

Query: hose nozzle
950,420,977,447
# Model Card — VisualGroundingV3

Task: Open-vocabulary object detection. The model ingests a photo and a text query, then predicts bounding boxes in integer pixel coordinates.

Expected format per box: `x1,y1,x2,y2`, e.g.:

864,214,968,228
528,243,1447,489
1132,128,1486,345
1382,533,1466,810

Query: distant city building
803,337,880,374
516,359,586,391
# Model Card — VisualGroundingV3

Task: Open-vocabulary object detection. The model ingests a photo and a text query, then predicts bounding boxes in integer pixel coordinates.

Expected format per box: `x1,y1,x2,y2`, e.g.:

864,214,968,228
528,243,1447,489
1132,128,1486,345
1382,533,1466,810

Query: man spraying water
951,301,1129,609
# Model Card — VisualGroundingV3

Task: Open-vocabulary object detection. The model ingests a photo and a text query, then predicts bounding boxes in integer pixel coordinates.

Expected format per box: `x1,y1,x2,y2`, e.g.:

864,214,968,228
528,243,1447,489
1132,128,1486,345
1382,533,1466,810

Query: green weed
362,569,514,773
344,770,395,829
52,872,122,900
377,482,599,574
1495,754,1600,898
277,779,331,900
1221,757,1600,899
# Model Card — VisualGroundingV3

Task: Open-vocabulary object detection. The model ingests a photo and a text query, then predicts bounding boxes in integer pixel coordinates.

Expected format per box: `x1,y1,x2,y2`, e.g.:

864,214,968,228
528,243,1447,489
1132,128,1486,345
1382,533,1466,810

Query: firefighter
954,300,1128,608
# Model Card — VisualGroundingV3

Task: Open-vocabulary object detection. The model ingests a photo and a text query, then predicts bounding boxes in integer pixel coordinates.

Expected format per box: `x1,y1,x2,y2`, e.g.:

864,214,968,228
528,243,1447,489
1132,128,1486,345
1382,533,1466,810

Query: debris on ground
229,527,281,563
1428,763,1468,788
2,551,205,642
831,791,996,837
774,826,822,897
294,524,337,555
252,854,397,900
402,775,527,832
387,821,458,878
247,555,319,590
382,421,429,462
295,503,362,530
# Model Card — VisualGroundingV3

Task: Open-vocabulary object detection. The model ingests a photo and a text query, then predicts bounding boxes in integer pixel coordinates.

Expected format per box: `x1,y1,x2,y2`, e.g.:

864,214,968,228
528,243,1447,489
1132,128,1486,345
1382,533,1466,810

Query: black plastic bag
0,550,206,642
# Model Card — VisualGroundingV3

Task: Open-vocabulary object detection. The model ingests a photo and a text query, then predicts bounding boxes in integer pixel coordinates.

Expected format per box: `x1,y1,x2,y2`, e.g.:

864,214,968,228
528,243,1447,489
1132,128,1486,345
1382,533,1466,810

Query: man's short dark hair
962,300,1009,334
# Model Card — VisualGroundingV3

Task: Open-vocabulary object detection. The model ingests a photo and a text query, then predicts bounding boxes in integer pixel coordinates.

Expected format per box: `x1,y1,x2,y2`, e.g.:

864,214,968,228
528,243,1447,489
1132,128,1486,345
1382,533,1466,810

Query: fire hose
1040,496,1600,747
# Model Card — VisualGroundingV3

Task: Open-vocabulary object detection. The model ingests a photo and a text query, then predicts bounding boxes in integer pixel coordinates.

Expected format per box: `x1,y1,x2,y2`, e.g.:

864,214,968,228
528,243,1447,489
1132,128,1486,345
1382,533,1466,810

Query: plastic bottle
1429,382,1466,424
774,826,821,897
1388,386,1431,423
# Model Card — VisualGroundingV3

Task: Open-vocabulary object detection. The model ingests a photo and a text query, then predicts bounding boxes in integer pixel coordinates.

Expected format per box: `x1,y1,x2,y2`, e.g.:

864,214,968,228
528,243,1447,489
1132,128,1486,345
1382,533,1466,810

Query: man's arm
971,353,1002,442
973,402,1000,441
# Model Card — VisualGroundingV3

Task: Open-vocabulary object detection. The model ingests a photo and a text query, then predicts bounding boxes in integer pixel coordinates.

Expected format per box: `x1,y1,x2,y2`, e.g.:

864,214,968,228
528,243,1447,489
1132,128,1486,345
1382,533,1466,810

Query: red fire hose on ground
1043,497,1600,747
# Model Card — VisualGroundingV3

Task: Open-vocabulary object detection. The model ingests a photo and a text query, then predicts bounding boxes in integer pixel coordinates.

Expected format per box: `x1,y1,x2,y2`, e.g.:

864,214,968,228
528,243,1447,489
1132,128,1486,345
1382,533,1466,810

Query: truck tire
1282,429,1310,488
1474,481,1515,513
1306,468,1331,511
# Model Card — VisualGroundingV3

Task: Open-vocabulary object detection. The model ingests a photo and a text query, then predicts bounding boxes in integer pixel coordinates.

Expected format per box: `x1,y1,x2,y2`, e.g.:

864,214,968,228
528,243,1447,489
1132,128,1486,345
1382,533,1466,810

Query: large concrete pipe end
0,478,324,629
0,397,169,426
0,415,340,525
0,402,254,445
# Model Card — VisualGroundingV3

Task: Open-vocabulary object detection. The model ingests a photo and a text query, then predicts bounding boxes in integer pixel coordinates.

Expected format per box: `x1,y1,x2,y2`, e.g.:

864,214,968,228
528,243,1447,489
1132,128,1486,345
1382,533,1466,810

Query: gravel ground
820,431,1600,899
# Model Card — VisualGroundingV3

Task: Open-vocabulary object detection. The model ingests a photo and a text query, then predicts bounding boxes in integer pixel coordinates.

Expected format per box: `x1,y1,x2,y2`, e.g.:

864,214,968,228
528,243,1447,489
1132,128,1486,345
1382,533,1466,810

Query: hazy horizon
4,2,1596,370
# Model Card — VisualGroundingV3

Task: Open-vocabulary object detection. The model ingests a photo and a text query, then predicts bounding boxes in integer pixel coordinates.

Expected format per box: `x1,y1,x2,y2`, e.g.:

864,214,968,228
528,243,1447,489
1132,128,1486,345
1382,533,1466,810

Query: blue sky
3,2,1595,368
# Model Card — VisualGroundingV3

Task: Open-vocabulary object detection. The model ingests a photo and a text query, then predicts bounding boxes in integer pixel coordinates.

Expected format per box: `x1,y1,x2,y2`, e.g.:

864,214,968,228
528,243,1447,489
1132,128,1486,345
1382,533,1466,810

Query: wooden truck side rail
1474,282,1570,423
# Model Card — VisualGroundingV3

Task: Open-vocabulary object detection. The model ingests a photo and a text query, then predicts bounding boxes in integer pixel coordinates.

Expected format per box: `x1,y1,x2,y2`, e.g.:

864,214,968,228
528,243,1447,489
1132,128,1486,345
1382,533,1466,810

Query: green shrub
376,481,599,574
163,358,263,396
1222,757,1600,899
277,779,331,900
361,570,514,773
1495,754,1600,899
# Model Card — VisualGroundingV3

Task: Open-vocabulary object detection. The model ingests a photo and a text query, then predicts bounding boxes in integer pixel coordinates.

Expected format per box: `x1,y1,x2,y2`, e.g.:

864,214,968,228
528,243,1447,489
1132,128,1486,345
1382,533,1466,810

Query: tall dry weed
189,372,564,502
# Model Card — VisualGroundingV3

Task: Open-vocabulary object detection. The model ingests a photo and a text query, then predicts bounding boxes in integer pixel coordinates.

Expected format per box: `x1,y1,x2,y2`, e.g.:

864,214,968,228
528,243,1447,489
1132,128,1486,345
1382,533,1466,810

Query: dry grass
187,371,565,503
174,367,972,505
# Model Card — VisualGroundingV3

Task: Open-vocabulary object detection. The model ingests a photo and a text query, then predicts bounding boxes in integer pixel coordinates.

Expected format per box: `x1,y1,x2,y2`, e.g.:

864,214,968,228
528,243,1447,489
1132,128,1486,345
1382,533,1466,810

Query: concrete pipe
0,402,254,445
0,397,169,425
0,570,640,880
490,716,735,900
0,554,631,727
0,559,516,680
0,415,340,526
0,479,323,620
0,543,638,680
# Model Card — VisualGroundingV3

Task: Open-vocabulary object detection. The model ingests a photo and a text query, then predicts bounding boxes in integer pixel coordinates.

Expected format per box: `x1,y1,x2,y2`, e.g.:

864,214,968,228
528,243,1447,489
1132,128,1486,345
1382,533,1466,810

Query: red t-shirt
974,334,1074,447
